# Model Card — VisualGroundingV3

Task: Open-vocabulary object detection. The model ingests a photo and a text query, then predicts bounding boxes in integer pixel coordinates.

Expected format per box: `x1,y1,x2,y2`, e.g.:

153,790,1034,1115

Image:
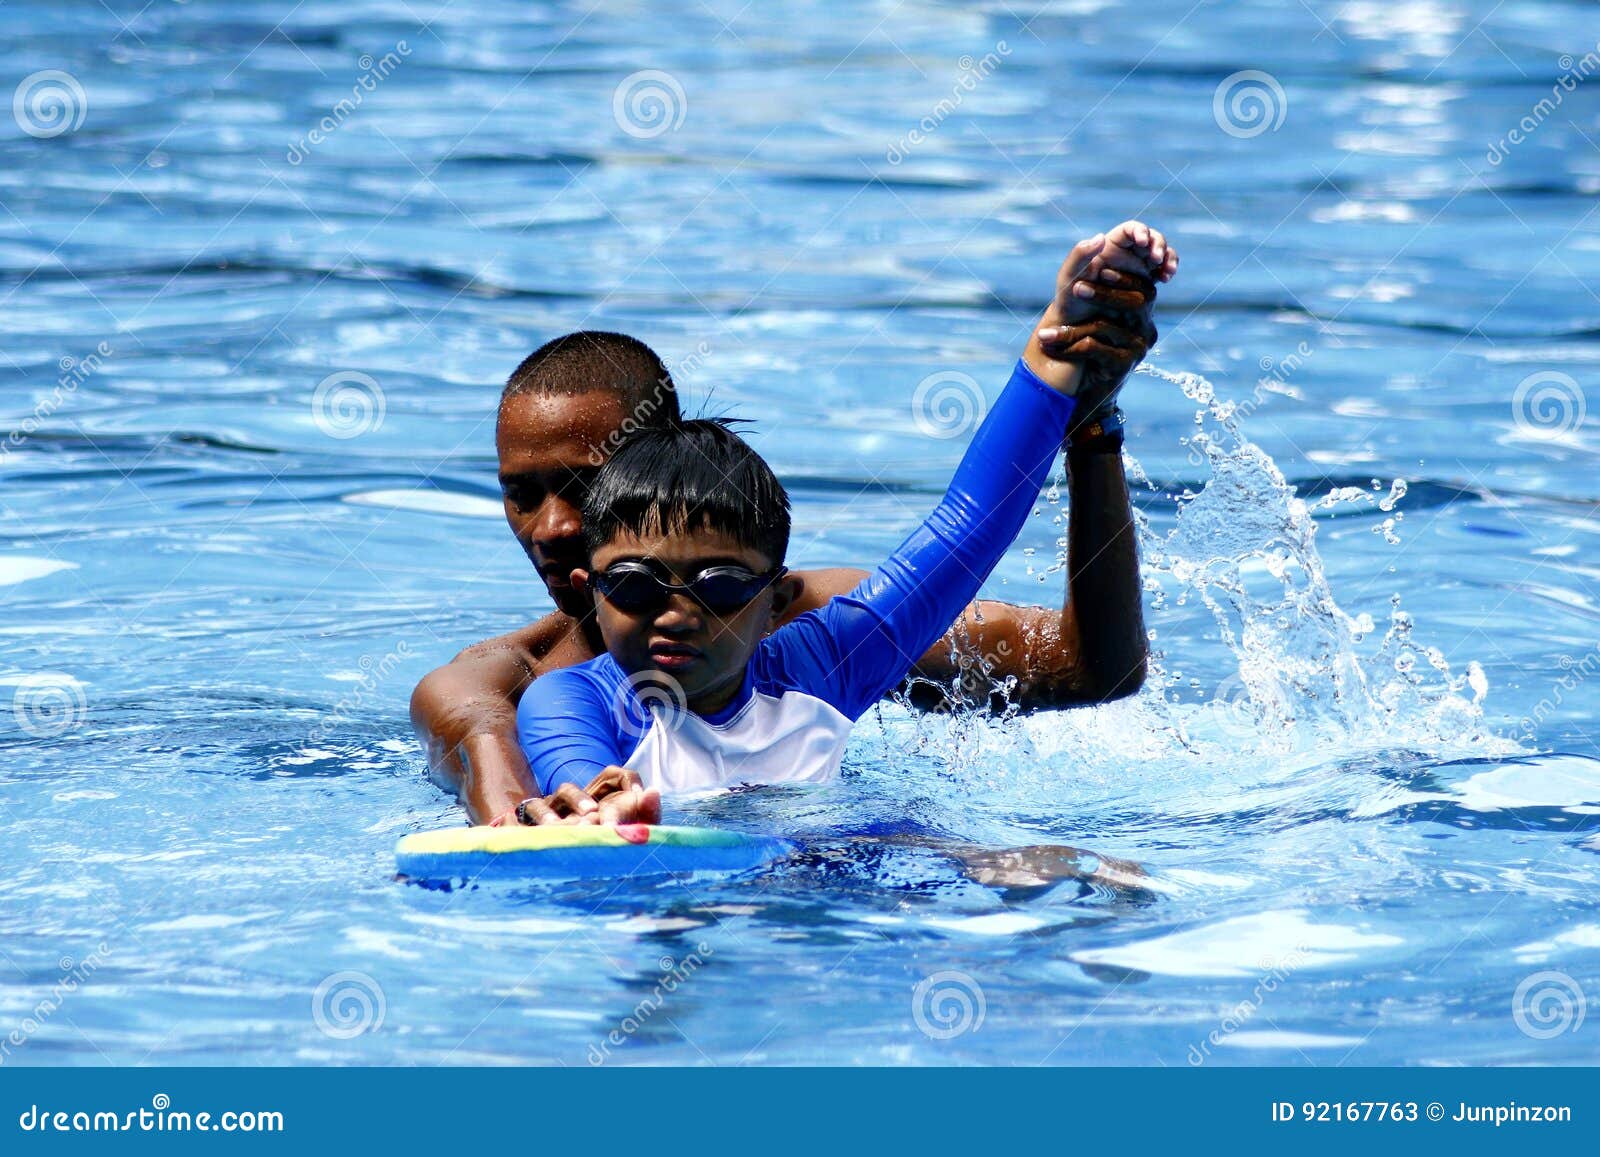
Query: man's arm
409,626,547,824
786,441,1142,712
906,221,1169,708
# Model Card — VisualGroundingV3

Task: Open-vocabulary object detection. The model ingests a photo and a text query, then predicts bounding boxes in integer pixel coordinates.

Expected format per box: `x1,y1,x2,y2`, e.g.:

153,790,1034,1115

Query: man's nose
530,495,582,544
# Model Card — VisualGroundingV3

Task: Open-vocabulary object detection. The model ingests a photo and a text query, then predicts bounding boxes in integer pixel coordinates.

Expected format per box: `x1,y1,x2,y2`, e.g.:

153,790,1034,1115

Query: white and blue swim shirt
517,357,1077,796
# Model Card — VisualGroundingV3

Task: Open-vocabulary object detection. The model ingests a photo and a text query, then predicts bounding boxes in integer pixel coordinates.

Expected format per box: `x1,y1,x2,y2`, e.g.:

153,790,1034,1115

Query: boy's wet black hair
501,330,680,425
581,418,790,568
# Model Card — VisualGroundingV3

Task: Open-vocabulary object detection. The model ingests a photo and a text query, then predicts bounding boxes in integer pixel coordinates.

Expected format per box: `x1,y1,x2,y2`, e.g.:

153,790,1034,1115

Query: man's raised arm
900,220,1174,709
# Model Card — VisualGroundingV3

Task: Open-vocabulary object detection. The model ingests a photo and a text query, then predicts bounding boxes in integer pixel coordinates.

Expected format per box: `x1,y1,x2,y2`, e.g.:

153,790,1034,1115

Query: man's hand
1024,221,1175,414
515,766,662,826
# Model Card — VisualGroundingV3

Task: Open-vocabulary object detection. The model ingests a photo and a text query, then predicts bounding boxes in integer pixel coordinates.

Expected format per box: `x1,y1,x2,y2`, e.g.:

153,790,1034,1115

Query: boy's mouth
648,642,702,671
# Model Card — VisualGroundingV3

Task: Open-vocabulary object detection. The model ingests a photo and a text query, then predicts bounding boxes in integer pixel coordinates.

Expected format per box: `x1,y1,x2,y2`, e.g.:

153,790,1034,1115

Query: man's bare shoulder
781,567,868,621
452,610,595,673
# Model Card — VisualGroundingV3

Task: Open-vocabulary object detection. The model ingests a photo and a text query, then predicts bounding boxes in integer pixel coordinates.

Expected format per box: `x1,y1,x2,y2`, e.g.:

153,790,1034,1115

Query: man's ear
767,571,803,625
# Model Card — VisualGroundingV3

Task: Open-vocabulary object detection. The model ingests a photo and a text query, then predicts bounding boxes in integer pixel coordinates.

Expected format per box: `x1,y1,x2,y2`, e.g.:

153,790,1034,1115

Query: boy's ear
571,568,590,595
767,571,803,624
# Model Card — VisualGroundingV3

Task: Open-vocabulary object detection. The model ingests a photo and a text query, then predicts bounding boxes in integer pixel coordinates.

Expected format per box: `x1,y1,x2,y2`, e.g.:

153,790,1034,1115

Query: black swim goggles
590,560,786,614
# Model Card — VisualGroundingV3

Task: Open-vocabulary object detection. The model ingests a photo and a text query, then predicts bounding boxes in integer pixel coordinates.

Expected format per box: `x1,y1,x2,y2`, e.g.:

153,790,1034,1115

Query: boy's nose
652,593,703,632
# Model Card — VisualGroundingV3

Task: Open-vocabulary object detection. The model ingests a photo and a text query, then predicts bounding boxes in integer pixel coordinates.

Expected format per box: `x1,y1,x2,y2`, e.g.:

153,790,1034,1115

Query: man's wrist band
1067,405,1125,453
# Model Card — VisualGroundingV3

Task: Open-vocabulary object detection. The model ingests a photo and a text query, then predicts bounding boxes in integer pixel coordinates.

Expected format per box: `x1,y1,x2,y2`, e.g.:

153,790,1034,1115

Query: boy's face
576,525,797,714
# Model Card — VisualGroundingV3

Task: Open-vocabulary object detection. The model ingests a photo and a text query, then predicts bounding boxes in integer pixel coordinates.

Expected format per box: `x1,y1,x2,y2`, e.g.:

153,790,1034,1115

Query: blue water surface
2,0,1599,1066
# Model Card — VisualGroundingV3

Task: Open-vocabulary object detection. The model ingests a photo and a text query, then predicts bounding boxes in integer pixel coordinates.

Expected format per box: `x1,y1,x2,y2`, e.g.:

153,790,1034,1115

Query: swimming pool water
2,0,1598,1066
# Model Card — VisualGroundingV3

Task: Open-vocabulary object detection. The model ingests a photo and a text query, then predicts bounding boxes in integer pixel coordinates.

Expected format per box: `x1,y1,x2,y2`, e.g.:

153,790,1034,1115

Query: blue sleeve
515,665,628,795
759,358,1076,719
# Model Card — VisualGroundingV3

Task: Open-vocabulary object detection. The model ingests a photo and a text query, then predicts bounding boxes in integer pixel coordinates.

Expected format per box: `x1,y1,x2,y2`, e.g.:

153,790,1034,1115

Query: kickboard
395,823,793,882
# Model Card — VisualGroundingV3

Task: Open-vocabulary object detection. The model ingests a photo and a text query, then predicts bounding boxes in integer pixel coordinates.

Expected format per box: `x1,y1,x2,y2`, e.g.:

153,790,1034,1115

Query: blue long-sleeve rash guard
517,358,1077,796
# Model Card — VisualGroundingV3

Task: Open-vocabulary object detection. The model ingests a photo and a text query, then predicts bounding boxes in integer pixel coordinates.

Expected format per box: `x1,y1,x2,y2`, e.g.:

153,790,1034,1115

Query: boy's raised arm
762,235,1124,720
902,220,1174,709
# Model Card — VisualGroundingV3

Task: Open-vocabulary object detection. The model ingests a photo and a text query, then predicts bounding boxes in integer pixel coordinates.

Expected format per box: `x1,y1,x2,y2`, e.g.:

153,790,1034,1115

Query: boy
513,232,1138,823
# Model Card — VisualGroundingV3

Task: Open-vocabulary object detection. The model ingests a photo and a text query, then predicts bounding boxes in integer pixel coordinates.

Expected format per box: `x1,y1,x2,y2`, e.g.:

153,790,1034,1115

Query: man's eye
502,481,543,510
553,468,598,504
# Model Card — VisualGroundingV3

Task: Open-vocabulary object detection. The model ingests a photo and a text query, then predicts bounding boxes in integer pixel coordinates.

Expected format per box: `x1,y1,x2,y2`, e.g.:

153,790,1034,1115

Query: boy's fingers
1109,219,1149,251
597,787,662,825
1147,227,1167,266
551,783,599,816
1063,232,1106,283
583,766,644,798
1096,243,1162,278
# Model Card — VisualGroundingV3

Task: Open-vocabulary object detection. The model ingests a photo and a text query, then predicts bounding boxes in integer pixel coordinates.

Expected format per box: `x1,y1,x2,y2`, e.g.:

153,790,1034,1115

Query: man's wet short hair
501,331,680,425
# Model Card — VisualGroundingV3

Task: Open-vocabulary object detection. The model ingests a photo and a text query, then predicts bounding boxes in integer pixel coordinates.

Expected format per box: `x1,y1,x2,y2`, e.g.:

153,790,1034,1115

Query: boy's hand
516,766,662,826
1025,221,1174,409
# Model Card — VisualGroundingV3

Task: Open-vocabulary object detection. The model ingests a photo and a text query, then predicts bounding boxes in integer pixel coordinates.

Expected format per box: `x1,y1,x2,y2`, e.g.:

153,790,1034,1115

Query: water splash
874,364,1519,803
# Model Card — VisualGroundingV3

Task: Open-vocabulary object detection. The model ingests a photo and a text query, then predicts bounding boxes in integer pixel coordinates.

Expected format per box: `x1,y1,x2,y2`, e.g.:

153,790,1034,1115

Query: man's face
578,525,794,714
496,389,628,618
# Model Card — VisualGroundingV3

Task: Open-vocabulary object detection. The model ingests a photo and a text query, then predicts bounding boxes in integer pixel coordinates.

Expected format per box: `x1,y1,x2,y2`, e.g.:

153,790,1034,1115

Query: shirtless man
411,221,1177,826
